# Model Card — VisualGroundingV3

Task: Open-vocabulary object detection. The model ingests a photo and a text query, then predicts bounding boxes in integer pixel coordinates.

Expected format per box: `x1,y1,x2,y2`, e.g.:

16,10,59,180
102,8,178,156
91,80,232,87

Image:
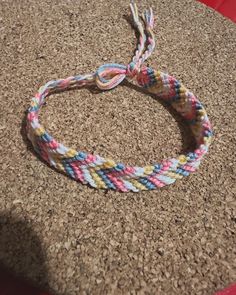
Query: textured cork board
0,0,235,294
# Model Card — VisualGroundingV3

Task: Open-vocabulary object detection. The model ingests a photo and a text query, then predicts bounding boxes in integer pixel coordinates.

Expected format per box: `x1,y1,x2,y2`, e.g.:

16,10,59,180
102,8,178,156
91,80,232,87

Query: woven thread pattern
26,2,213,192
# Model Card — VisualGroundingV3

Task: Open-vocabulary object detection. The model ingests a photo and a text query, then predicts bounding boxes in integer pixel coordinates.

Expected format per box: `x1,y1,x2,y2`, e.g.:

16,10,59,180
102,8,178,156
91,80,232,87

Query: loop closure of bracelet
95,62,144,91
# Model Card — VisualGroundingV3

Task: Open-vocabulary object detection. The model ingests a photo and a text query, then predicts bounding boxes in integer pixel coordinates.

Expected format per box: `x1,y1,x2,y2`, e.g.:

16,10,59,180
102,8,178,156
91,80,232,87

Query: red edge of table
198,0,236,22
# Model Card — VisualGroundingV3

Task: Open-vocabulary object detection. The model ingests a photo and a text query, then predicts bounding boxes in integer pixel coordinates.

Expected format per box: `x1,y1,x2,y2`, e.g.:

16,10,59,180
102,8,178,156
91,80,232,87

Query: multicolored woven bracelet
26,2,213,192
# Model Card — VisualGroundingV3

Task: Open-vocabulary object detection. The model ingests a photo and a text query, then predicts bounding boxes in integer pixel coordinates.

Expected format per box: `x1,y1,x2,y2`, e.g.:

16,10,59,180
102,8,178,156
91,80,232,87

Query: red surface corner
198,0,236,22
214,284,236,295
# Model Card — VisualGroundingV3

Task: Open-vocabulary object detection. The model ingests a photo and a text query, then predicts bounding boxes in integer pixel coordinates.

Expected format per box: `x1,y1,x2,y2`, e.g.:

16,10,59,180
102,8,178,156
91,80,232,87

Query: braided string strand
26,2,213,192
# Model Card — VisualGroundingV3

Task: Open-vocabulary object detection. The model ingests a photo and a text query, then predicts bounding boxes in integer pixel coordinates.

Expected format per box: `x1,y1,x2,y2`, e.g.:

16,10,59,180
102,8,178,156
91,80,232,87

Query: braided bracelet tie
26,2,213,192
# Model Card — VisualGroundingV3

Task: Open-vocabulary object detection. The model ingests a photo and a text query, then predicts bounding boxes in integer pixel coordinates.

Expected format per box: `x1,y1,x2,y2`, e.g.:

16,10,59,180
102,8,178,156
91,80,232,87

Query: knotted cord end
94,1,156,91
126,62,140,78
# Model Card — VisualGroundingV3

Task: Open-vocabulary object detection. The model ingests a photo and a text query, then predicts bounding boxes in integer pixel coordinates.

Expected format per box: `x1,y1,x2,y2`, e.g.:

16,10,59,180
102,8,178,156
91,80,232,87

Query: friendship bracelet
26,2,213,192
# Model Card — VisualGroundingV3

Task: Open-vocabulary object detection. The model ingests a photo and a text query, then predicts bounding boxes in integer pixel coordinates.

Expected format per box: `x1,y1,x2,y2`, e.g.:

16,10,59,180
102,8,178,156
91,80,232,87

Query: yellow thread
90,169,107,189
130,179,148,191
179,86,187,93
35,127,45,136
144,165,154,175
155,70,161,77
178,155,187,165
103,159,116,169
57,163,65,172
65,149,77,158
166,172,183,179
180,92,187,99
204,136,212,146
197,109,207,118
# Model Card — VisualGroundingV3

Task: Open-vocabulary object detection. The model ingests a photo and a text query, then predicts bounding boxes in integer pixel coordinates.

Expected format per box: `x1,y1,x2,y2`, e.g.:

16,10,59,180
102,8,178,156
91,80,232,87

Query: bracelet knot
126,62,140,78
94,1,155,91
95,62,144,91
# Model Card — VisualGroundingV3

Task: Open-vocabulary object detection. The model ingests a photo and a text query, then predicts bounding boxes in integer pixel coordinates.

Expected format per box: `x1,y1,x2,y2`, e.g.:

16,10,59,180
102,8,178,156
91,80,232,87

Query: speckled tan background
0,0,235,294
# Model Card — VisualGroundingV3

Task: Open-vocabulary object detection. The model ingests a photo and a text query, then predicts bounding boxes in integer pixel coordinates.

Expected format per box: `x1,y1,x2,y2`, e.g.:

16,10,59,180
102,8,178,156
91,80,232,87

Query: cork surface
0,0,236,294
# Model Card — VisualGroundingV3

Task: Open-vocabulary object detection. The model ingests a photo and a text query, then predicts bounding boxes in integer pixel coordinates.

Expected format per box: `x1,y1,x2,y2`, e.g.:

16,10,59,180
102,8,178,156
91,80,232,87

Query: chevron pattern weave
26,1,213,192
